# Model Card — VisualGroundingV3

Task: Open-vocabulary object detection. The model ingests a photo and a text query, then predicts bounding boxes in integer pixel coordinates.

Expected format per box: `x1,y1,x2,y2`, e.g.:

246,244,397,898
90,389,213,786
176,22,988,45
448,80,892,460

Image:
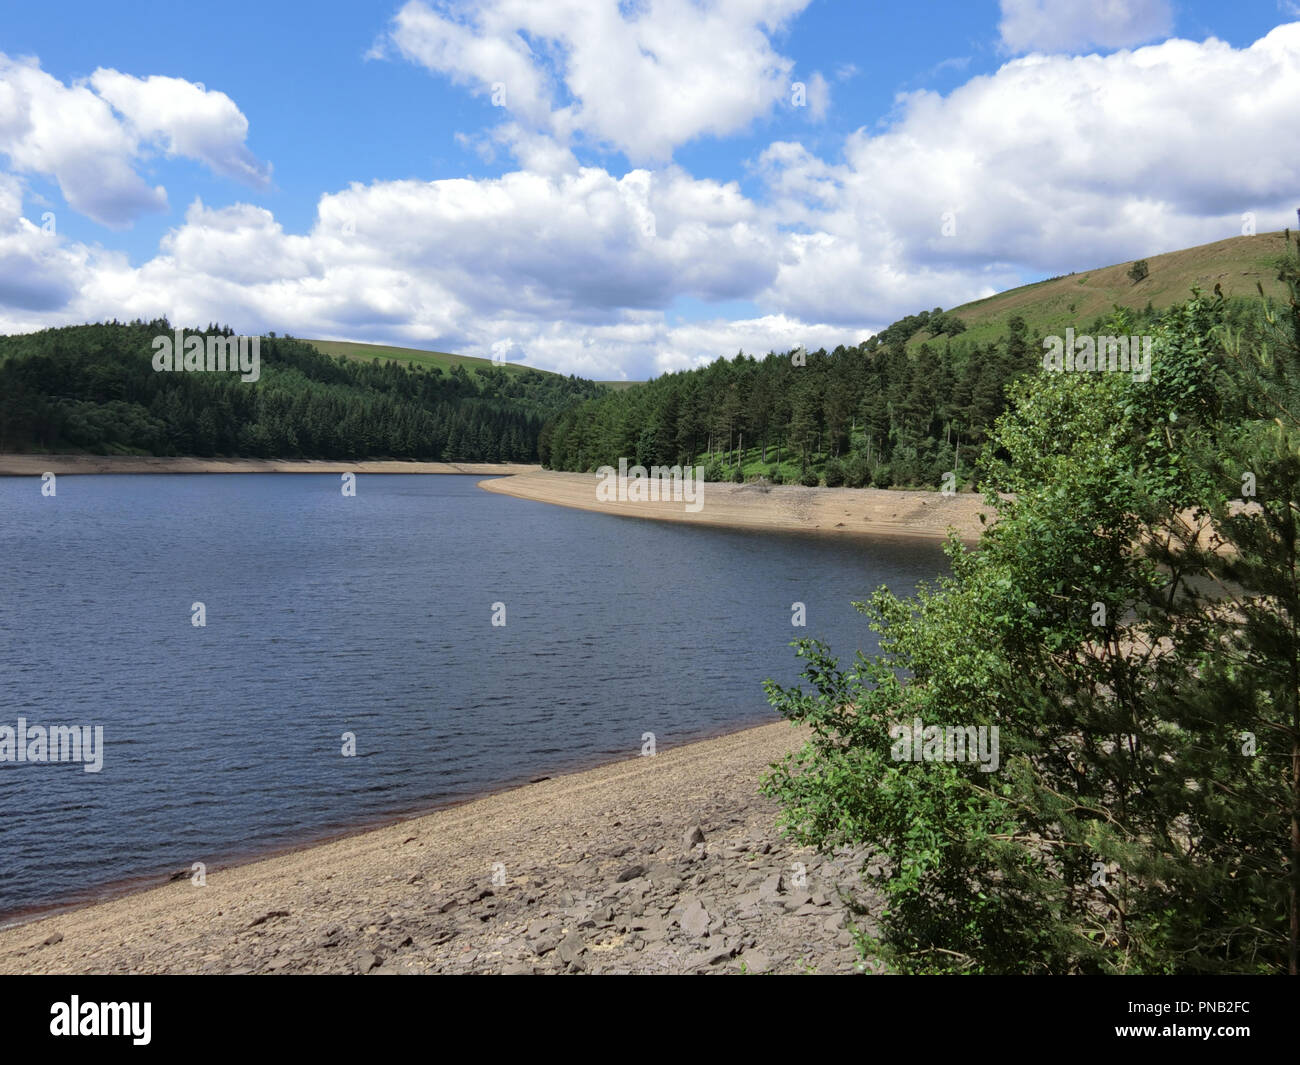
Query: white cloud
90,70,271,187
377,0,810,162
0,54,269,228
759,23,1300,322
998,0,1174,55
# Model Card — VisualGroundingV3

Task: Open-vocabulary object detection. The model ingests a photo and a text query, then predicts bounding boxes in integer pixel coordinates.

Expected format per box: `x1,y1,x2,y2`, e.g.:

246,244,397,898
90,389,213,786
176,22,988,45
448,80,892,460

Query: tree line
539,304,1169,489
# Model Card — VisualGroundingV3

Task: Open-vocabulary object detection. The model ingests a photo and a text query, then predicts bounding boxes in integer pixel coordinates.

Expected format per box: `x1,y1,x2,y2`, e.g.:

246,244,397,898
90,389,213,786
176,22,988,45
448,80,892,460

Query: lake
0,473,950,921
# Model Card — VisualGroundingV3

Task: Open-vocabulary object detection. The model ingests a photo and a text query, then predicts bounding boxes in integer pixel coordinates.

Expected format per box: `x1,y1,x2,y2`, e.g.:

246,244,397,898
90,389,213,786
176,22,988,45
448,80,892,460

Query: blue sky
2,0,1299,378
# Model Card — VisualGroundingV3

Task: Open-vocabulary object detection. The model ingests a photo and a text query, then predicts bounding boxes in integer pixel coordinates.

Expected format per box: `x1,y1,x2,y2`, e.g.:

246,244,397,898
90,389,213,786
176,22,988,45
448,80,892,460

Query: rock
684,826,706,849
556,933,586,967
532,934,561,956
355,950,381,974
678,898,711,938
738,950,772,974
525,918,556,939
757,873,785,902
42,932,64,947
616,864,647,883
246,910,290,929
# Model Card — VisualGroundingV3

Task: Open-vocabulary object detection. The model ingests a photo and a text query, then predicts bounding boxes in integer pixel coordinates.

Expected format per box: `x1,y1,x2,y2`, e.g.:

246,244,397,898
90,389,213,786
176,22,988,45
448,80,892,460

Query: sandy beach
0,454,540,476
0,722,878,975
480,468,995,541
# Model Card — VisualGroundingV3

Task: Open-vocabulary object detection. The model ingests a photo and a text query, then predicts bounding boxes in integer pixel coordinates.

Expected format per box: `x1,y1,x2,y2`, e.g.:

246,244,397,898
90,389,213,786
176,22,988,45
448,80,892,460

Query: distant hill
304,338,540,377
306,338,646,391
908,230,1295,351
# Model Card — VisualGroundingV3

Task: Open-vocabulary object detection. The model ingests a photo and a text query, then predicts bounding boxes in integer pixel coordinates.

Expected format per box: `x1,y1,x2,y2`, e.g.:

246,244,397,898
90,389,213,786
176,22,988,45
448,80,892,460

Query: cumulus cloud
998,0,1174,55
0,54,269,228
759,22,1300,322
90,70,271,187
375,0,810,162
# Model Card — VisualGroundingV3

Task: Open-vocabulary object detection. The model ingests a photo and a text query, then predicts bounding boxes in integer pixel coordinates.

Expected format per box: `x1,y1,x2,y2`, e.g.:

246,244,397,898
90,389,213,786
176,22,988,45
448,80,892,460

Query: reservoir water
0,473,950,920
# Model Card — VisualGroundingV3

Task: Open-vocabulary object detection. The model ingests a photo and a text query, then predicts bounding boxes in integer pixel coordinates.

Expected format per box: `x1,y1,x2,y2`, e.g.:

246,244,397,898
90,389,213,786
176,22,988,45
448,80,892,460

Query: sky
2,0,1299,380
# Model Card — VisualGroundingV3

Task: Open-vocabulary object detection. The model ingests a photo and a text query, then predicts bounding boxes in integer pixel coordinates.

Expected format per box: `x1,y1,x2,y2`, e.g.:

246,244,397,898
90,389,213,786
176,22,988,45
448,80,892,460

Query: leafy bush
843,451,872,488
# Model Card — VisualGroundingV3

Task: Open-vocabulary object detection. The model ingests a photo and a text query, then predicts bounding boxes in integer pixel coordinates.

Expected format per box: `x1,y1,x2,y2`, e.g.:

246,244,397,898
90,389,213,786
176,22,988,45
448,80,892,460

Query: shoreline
0,715,775,934
0,454,541,476
0,720,877,975
480,469,995,542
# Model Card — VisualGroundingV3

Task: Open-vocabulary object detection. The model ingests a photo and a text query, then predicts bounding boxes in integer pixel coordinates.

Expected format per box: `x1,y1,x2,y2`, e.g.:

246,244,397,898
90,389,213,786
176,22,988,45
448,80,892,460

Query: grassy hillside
908,230,1295,351
303,338,540,376
307,338,645,391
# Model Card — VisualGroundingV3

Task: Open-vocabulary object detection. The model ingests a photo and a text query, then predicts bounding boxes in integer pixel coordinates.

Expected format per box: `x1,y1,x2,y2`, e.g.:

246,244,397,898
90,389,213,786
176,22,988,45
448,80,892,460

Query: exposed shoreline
0,721,878,975
0,454,541,476
480,468,994,542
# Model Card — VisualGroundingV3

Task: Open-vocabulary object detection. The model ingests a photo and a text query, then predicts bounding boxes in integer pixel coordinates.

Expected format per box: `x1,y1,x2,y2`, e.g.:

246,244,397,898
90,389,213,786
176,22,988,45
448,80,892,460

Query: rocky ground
0,723,884,975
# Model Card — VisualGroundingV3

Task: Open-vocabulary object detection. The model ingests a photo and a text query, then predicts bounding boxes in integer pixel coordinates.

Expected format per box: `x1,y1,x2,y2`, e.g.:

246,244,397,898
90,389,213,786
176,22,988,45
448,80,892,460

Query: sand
479,469,995,541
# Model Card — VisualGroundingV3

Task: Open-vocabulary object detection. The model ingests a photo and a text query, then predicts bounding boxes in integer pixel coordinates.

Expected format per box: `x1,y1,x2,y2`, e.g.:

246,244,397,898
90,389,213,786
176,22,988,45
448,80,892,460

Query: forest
0,320,603,461
541,303,1188,488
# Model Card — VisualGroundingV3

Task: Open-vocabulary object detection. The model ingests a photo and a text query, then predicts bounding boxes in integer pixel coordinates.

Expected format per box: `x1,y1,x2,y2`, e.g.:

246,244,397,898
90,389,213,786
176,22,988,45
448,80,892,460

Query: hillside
907,230,1294,351
305,338,537,377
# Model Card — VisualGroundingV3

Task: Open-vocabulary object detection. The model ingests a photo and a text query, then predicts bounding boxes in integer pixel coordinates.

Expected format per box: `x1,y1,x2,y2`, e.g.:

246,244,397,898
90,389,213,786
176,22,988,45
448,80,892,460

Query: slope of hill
304,338,534,376
908,230,1294,351
307,338,647,391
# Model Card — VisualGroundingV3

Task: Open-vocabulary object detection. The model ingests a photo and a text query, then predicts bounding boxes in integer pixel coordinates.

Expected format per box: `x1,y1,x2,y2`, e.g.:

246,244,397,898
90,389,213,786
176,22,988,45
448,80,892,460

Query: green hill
908,230,1294,352
304,338,539,377
307,338,645,391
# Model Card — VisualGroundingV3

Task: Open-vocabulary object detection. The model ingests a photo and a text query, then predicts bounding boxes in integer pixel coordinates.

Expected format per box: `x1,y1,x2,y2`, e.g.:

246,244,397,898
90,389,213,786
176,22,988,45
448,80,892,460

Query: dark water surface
0,473,950,920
